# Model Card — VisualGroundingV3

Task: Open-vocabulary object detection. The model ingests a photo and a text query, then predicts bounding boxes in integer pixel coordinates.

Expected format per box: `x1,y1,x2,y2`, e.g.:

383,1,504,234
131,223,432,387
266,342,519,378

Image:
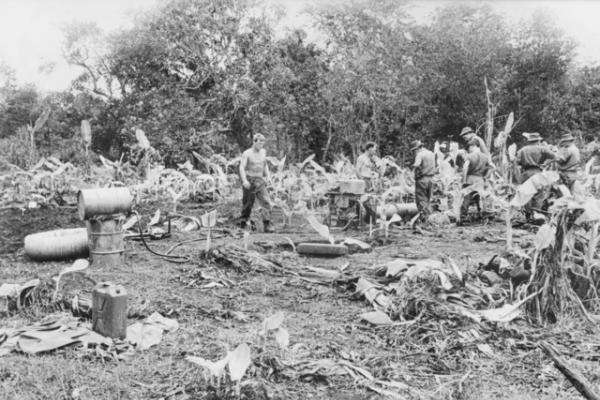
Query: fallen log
540,341,600,400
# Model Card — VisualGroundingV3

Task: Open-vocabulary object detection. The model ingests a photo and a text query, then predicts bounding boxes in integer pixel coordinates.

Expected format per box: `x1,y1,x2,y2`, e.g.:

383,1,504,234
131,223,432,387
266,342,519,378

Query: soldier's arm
373,155,383,177
485,155,496,177
239,151,249,185
515,150,524,167
544,147,558,162
462,160,470,182
263,154,271,181
478,137,490,156
412,152,422,169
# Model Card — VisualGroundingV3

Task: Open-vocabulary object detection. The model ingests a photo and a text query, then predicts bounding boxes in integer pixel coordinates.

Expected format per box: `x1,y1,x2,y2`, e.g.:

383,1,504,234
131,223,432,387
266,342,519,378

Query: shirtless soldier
239,134,274,232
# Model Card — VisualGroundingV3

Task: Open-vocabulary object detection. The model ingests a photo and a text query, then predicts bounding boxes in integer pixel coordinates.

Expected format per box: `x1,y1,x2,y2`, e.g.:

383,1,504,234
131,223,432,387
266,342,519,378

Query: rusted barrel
86,216,125,268
77,188,133,220
24,228,89,261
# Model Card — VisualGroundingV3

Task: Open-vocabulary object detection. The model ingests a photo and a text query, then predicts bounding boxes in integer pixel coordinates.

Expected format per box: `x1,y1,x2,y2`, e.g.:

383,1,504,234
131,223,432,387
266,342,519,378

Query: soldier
355,141,381,223
239,134,274,232
459,139,493,224
459,127,489,156
515,132,555,219
516,132,556,182
411,140,436,226
556,133,581,192
356,142,381,192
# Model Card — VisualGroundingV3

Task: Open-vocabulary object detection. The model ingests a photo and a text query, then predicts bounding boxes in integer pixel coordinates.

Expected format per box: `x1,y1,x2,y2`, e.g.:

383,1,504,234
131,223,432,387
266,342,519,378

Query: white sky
1,0,599,92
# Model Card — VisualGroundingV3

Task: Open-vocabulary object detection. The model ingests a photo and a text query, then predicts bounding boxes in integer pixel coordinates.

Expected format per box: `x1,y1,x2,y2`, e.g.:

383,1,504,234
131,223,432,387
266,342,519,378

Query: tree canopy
2,0,599,166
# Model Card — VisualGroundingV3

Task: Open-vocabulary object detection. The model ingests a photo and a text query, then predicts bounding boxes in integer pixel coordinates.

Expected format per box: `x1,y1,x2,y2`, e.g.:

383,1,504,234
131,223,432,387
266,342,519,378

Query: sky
1,0,600,92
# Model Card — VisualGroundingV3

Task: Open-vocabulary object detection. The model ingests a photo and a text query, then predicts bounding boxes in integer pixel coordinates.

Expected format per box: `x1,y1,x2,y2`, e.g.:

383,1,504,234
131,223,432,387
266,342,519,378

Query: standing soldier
355,141,381,223
556,133,581,192
459,139,493,224
239,134,274,232
459,127,489,156
410,140,436,227
515,132,555,219
356,142,381,192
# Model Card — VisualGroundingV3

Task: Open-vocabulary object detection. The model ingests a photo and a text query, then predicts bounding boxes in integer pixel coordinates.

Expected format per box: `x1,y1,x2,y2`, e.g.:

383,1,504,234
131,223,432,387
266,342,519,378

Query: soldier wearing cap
515,132,556,219
459,127,489,156
239,133,274,232
516,132,555,182
556,133,580,192
411,140,436,225
459,139,493,224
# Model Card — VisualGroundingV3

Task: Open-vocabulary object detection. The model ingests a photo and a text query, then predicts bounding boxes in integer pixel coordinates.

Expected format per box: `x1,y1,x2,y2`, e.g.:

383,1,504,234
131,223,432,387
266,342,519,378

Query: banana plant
26,108,50,167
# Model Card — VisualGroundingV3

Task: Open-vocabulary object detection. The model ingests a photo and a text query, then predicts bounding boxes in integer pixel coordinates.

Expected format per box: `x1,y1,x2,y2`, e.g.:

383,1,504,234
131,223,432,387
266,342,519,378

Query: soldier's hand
242,180,251,189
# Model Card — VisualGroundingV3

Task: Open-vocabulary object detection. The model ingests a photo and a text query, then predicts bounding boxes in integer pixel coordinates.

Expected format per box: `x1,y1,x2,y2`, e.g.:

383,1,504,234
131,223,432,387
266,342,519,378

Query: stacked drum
77,187,133,269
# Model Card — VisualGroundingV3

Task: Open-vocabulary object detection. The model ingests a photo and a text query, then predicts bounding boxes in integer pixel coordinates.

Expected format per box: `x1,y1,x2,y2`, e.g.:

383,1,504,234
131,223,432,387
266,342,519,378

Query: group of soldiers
356,126,582,228
237,128,582,233
412,128,581,226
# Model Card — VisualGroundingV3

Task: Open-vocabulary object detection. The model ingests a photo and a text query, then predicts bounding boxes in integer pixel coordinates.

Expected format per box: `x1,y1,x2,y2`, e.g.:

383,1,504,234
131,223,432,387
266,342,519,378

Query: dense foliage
1,0,599,168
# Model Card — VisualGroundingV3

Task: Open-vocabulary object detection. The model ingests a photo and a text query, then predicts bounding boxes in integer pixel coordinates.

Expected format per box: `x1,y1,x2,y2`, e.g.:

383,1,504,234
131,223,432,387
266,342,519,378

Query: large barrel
377,203,419,219
86,216,125,268
297,242,348,256
78,188,133,220
24,228,89,261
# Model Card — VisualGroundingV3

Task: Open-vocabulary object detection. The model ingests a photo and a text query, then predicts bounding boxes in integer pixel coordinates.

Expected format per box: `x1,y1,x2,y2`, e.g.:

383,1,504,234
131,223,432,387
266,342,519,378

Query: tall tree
503,9,575,138
417,4,512,140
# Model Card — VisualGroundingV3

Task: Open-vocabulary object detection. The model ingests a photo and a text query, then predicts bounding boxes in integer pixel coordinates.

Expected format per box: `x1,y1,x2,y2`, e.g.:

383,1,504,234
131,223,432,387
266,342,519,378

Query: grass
1,204,600,399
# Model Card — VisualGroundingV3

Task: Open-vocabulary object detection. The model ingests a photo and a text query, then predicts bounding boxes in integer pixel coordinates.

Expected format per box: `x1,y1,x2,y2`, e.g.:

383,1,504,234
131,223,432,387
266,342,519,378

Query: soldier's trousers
521,168,545,217
559,171,577,193
415,176,433,222
460,175,484,221
241,177,272,223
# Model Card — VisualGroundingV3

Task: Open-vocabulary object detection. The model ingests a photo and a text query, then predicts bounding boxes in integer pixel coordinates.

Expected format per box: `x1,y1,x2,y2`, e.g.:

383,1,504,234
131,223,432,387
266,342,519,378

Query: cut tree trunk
540,341,600,400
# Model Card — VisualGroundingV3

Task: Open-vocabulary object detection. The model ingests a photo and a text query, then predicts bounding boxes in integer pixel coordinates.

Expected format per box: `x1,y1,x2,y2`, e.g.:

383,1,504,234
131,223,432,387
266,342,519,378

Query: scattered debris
342,237,371,253
360,310,394,326
0,314,112,356
126,312,179,350
187,342,252,382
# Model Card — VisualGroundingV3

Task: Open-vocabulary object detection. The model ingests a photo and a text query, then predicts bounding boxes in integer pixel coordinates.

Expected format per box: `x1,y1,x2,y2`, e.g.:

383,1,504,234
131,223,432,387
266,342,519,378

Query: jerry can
92,282,127,339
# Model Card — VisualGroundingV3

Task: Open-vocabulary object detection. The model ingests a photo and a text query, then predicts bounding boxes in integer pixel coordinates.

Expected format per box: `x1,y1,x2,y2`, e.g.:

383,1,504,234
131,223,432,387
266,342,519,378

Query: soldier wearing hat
556,133,580,192
459,127,489,156
459,139,493,224
515,132,556,219
516,132,555,182
411,140,436,226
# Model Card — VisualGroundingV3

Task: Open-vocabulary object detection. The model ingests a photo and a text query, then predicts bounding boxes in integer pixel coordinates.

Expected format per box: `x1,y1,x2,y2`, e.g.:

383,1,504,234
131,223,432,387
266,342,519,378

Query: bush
0,128,88,169
0,127,33,169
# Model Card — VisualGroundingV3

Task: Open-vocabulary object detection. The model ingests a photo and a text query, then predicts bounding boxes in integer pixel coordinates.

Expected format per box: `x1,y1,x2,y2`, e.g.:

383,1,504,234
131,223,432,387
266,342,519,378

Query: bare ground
1,203,600,400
